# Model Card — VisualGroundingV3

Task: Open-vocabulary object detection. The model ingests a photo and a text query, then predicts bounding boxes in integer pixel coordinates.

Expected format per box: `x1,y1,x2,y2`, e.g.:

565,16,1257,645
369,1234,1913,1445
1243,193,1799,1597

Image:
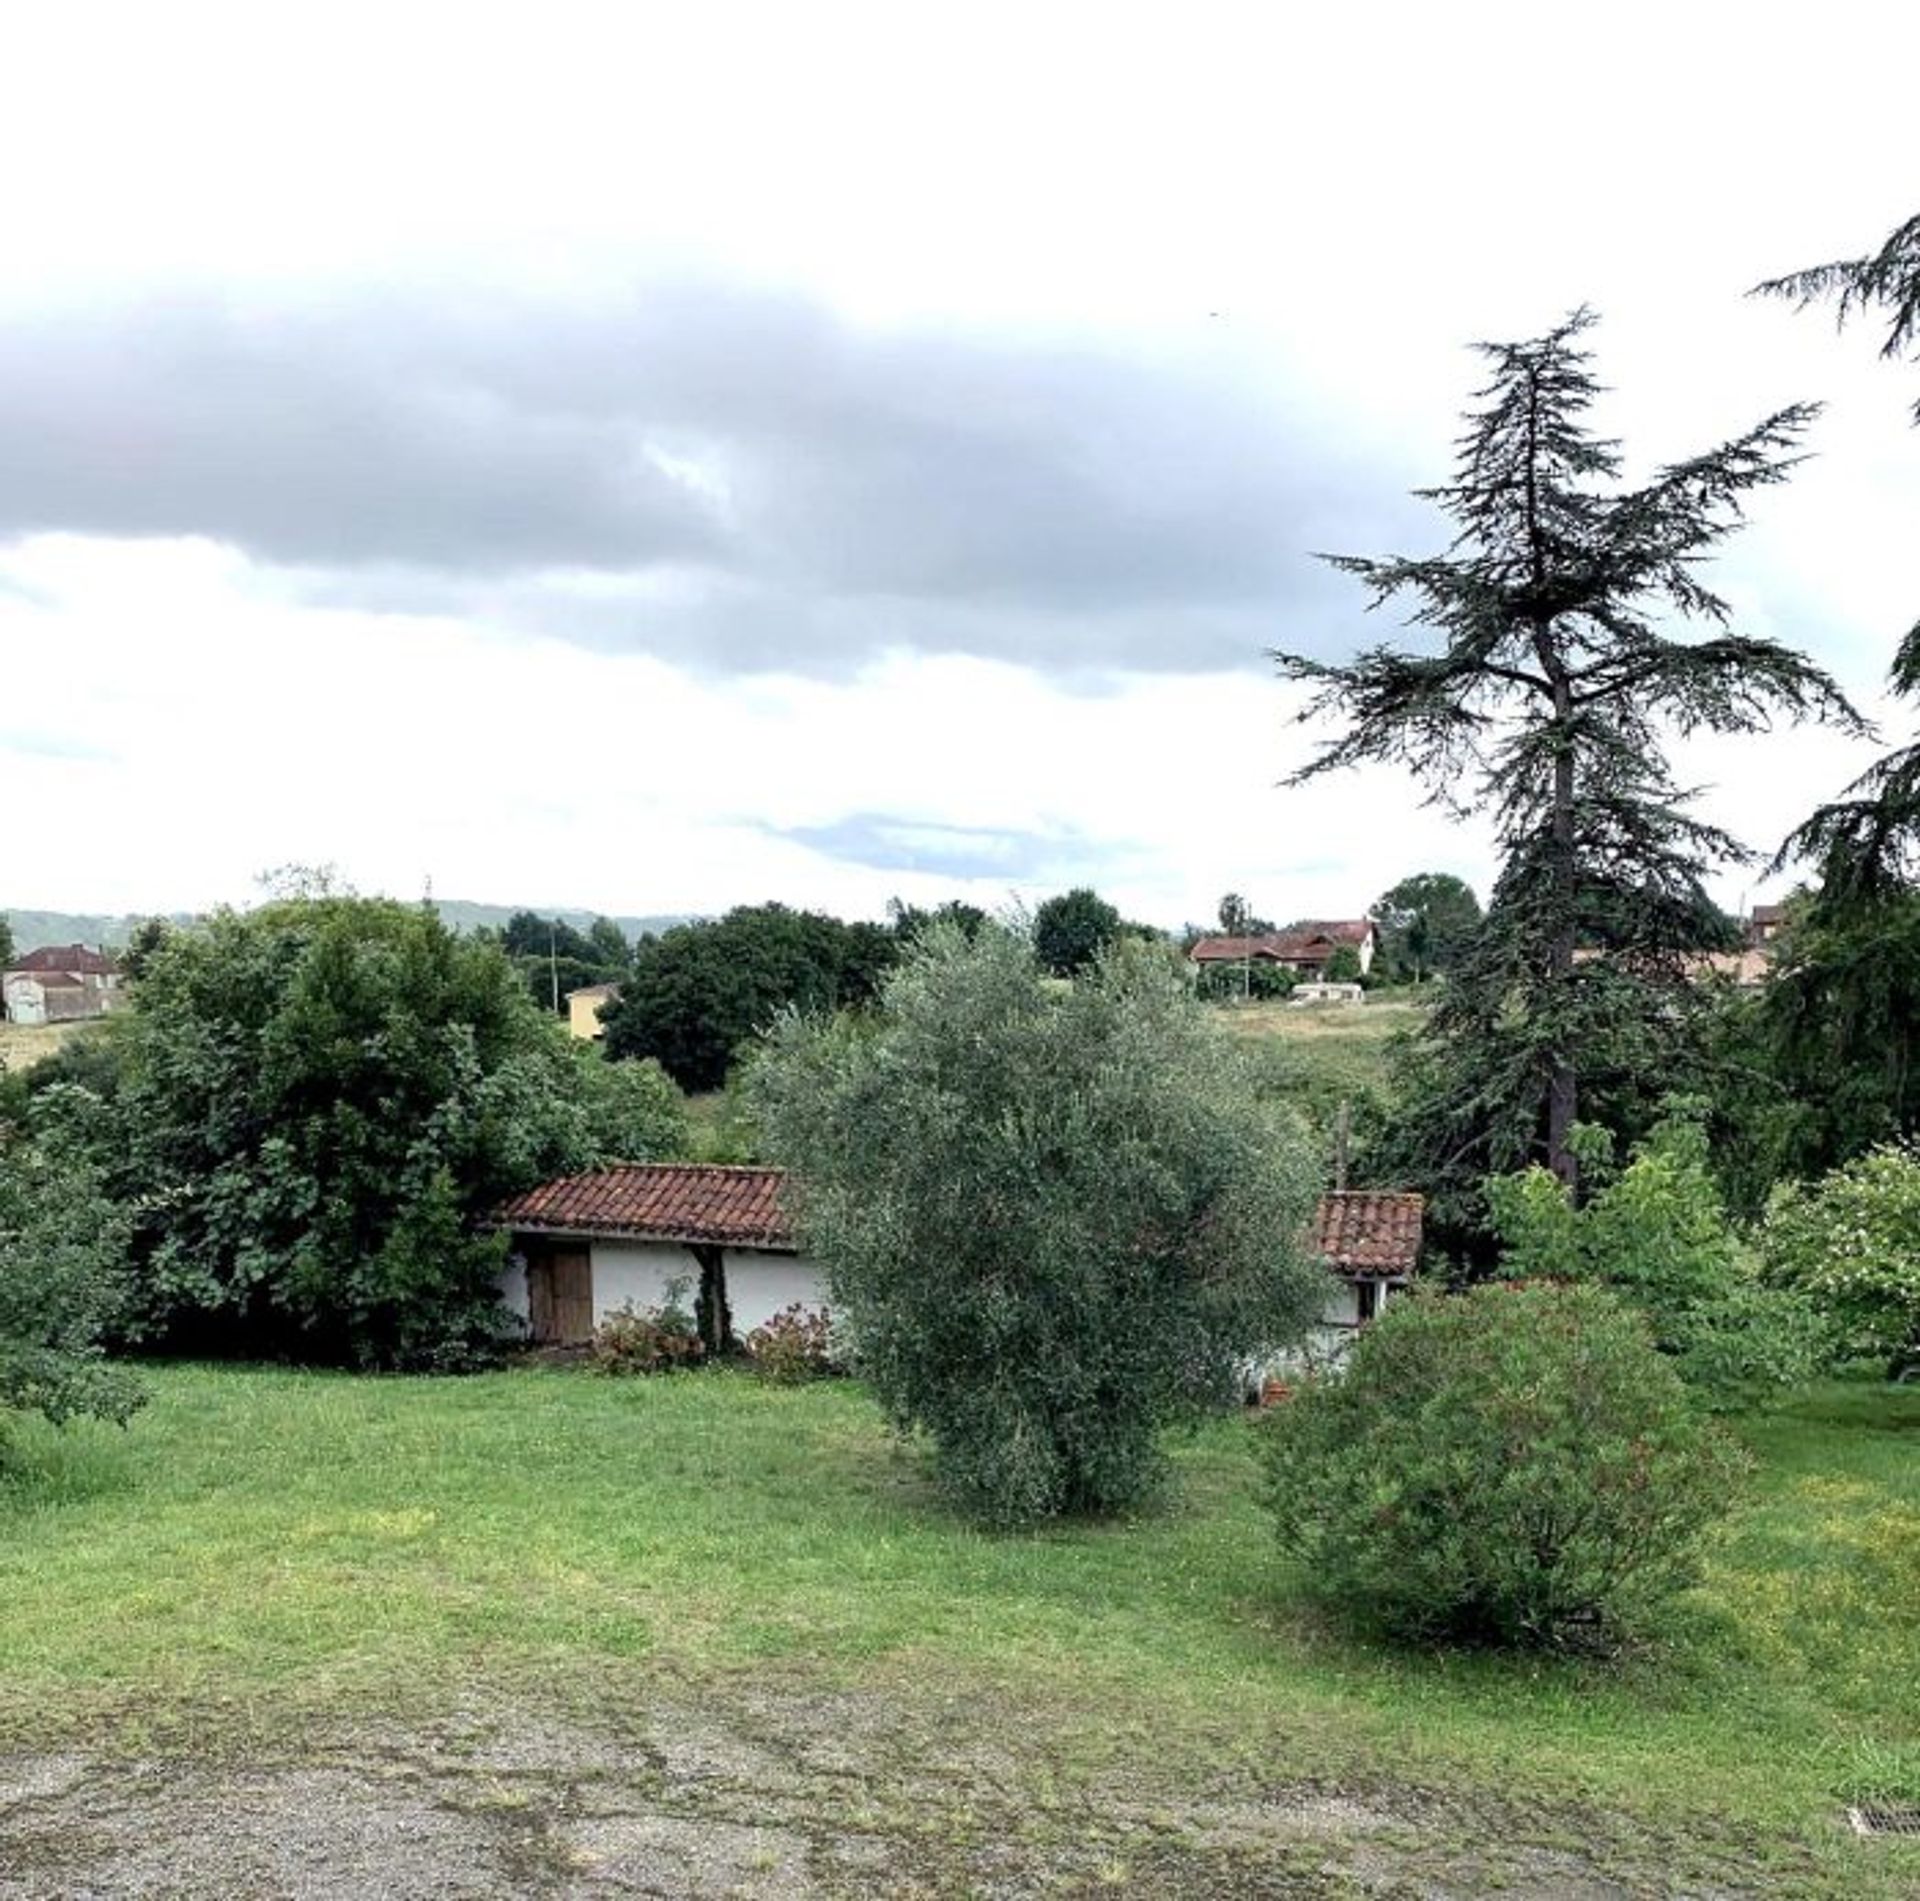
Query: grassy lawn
1,1364,1915,1888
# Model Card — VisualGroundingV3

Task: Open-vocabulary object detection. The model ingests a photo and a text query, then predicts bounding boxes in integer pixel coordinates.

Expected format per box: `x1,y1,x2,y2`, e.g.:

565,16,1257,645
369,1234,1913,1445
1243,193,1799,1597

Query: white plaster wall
591,1240,704,1322
497,1238,831,1338
724,1251,827,1335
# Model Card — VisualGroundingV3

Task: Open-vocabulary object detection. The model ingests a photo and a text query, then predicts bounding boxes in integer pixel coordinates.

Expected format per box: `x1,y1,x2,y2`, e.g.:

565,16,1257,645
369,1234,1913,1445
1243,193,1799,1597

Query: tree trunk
689,1243,733,1354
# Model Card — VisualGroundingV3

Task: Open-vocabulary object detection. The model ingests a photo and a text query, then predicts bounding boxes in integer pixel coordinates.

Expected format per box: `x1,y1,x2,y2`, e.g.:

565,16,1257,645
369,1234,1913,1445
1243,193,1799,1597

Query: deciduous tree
1032,887,1122,977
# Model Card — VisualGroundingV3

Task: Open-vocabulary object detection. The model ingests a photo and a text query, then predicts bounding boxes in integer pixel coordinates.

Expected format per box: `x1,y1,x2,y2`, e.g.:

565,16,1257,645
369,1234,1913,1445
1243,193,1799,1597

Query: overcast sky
4,3,1916,930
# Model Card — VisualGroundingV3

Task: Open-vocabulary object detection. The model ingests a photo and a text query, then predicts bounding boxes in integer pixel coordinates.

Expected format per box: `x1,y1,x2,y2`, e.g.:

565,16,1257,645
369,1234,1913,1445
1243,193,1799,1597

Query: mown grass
0,1367,1913,1891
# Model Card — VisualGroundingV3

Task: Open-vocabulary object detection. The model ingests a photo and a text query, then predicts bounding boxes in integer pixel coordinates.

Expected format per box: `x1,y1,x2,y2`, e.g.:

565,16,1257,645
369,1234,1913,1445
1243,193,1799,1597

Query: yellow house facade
566,982,620,1040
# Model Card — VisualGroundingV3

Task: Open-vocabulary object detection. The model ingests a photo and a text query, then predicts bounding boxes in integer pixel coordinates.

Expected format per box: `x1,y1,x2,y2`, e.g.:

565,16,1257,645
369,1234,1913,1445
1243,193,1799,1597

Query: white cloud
0,5,1914,925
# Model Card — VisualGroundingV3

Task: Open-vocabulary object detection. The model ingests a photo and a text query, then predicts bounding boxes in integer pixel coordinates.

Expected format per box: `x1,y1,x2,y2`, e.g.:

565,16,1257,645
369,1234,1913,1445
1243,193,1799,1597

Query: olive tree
754,926,1325,1524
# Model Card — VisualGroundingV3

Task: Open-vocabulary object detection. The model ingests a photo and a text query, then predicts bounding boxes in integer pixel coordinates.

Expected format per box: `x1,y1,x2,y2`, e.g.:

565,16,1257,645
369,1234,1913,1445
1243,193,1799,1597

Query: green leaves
92,896,684,1369
1261,1282,1746,1649
755,927,1324,1525
0,1129,144,1435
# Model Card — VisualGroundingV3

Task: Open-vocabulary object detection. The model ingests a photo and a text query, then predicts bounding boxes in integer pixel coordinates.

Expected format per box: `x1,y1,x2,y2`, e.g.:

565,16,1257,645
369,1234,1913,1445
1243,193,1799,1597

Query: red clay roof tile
494,1164,793,1247
1313,1190,1424,1277
495,1166,1422,1277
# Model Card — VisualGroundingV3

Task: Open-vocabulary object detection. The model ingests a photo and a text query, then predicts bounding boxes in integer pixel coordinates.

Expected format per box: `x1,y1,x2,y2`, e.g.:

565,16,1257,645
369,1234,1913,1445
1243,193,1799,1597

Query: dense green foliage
0,913,13,973
498,909,631,1016
1194,955,1296,1003
1322,944,1363,984
1262,1282,1745,1648
1031,886,1123,977
755,927,1324,1524
1486,1117,1829,1405
65,897,683,1369
1730,894,1920,1185
1277,312,1858,1224
0,1116,144,1436
601,903,896,1091
1759,1144,1920,1372
1369,873,1481,982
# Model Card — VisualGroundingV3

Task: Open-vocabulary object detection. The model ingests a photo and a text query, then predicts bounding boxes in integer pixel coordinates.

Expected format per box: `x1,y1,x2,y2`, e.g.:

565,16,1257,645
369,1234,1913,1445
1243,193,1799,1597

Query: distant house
1188,920,1376,978
2,944,121,1025
566,981,620,1041
1748,903,1789,948
493,1164,818,1350
493,1164,1422,1368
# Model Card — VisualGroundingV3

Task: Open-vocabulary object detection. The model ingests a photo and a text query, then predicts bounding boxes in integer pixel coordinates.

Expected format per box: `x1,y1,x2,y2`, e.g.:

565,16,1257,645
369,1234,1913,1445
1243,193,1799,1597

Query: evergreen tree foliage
1275,311,1859,1214
1758,212,1920,904
754,926,1324,1525
0,913,13,974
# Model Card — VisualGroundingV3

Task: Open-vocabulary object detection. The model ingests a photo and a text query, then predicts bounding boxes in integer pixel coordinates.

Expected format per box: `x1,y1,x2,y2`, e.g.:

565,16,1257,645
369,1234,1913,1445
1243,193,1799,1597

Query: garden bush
1759,1142,1920,1376
1261,1281,1745,1649
589,1279,704,1375
1486,1115,1830,1406
744,1304,837,1383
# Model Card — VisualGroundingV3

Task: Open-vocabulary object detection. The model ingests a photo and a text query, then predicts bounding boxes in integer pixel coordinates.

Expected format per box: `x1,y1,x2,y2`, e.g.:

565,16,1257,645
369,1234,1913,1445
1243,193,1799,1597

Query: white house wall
498,1238,827,1338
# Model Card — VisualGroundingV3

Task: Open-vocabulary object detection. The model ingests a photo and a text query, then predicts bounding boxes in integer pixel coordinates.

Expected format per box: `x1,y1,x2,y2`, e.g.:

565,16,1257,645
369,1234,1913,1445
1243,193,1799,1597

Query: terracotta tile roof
5,969,86,989
11,944,115,976
493,1164,793,1247
1188,934,1289,963
566,982,621,1000
1189,922,1374,966
1313,1191,1423,1278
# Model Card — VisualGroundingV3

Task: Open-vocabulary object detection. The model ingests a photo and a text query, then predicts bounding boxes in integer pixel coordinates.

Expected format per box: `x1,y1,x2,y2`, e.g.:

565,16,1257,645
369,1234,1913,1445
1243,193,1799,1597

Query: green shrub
1486,1115,1829,1406
0,1115,145,1438
744,1304,837,1383
589,1278,704,1375
756,927,1325,1525
1261,1282,1745,1649
1759,1143,1920,1374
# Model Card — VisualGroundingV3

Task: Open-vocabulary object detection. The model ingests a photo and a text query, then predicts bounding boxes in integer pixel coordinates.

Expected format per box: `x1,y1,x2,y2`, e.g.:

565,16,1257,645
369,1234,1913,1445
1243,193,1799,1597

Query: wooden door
528,1248,595,1345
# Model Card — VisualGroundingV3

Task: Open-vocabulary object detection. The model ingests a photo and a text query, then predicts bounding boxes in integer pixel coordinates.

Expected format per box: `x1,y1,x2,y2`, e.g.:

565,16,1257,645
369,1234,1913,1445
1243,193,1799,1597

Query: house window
1356,1279,1381,1323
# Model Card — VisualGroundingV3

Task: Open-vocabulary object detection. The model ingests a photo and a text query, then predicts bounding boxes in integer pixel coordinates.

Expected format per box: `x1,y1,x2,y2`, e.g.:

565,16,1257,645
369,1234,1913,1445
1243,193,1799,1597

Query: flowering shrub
589,1278,704,1375
1759,1143,1920,1372
745,1304,837,1383
1261,1282,1746,1650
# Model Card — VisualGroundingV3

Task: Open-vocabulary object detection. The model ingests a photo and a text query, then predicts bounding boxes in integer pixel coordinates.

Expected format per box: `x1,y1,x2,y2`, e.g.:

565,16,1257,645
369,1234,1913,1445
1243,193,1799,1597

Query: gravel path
0,1691,1831,1897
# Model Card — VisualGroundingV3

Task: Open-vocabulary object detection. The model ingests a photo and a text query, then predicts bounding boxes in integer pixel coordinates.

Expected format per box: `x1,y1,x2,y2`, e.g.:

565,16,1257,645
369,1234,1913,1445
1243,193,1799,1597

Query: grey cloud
0,283,1417,676
772,814,1099,882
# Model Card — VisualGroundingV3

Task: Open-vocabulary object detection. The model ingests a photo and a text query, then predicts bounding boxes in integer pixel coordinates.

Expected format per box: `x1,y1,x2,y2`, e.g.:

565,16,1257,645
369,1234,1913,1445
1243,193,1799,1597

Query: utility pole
549,923,560,1014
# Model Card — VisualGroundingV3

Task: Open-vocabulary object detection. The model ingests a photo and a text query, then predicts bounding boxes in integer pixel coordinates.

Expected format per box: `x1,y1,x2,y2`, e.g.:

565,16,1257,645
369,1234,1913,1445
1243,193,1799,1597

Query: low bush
744,1304,837,1383
1486,1115,1830,1407
1759,1142,1920,1375
1260,1281,1745,1650
589,1279,704,1375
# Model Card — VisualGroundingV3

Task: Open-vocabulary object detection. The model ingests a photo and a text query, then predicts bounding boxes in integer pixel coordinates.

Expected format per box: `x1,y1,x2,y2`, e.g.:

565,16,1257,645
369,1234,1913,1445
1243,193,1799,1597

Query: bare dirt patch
0,1681,1846,1898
